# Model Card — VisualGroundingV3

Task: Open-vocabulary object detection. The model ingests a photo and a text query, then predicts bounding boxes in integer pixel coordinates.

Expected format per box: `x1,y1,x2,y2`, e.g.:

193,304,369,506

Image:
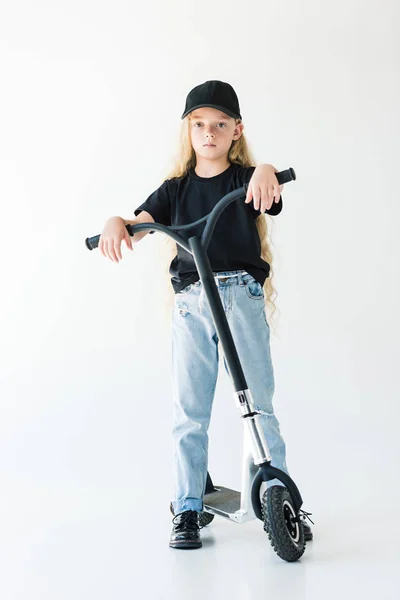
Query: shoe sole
169,541,202,549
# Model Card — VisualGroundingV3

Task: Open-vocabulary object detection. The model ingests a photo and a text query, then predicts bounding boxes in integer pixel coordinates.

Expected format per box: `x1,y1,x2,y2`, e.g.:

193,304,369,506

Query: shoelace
294,509,314,525
173,510,205,531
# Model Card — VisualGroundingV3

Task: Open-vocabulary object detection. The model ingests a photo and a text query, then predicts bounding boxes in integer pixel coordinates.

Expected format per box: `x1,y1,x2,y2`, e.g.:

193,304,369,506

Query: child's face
189,106,243,161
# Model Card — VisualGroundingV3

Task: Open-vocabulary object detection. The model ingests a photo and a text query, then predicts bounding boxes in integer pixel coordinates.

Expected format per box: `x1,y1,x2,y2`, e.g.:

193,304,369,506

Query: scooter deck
203,486,255,523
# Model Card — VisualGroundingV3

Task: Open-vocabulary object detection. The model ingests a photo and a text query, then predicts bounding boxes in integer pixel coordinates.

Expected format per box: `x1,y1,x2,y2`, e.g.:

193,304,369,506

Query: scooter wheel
261,485,306,562
169,502,215,527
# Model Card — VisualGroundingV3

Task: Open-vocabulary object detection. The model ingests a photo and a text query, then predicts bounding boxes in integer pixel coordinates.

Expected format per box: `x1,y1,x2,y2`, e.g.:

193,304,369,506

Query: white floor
1,476,399,600
1,346,399,599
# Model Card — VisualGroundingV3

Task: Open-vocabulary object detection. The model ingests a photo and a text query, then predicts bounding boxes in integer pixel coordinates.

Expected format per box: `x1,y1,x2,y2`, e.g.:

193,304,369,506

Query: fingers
245,185,276,210
272,184,281,203
124,231,133,251
254,184,282,212
115,239,122,261
99,217,129,262
103,238,121,263
249,187,273,212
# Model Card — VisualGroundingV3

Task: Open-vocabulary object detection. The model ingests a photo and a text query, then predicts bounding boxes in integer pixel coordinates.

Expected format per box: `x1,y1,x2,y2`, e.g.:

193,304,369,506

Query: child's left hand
244,164,284,212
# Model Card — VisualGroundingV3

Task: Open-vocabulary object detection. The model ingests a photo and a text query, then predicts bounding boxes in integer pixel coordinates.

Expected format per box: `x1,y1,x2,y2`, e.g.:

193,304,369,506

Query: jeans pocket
244,277,265,300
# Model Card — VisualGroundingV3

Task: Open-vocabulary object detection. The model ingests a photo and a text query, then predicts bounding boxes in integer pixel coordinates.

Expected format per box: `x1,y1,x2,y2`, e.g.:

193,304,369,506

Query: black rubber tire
261,485,306,562
169,502,215,527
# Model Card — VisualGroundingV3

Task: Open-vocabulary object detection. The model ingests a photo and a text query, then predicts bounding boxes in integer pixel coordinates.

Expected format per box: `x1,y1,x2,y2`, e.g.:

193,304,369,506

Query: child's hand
99,216,133,263
244,164,284,212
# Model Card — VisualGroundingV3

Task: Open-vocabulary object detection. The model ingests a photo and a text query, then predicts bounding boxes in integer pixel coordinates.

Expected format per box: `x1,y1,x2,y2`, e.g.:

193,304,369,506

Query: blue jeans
171,270,289,514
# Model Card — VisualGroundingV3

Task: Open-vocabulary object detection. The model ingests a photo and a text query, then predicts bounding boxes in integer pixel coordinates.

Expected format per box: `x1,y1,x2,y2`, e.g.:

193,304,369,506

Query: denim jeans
171,269,289,514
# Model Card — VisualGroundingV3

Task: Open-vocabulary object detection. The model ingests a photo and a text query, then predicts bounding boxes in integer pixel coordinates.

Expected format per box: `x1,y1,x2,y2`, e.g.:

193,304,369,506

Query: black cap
181,80,242,120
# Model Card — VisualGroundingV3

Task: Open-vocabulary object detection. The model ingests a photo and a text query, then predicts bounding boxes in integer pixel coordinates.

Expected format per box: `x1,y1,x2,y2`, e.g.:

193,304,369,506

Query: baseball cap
181,80,242,120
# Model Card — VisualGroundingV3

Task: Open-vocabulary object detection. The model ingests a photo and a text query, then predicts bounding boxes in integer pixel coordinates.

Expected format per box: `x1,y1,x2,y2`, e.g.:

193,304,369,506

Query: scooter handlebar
85,167,296,251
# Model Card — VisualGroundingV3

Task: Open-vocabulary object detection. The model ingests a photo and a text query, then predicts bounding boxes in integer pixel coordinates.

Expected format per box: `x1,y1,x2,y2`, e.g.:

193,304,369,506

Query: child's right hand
99,216,133,263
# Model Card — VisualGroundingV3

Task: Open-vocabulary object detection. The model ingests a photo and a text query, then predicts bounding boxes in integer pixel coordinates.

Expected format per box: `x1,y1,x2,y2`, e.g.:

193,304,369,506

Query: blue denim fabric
171,270,289,514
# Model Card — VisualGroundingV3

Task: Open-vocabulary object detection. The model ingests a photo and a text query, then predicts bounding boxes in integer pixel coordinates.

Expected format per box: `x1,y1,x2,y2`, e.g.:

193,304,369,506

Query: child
99,80,313,550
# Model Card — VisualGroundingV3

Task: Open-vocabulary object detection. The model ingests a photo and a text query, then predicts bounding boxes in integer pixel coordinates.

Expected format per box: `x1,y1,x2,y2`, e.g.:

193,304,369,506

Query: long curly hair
154,114,280,335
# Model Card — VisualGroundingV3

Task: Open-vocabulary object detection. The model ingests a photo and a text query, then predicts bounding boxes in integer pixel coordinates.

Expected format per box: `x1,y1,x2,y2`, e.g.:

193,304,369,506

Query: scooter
85,167,314,562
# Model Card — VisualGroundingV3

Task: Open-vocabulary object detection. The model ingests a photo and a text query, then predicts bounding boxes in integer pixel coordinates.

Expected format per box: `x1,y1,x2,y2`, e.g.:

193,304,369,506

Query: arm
123,210,155,245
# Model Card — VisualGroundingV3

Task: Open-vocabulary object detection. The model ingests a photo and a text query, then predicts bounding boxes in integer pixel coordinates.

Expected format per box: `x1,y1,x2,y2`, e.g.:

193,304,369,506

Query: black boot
169,510,203,549
299,509,314,541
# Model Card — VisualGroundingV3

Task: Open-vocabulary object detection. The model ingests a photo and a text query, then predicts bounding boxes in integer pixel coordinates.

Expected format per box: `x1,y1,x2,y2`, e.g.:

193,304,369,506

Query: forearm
122,217,149,244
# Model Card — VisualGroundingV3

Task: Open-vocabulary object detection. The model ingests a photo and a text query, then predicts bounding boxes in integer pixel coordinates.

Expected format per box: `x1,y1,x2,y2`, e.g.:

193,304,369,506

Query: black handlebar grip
85,234,100,250
277,167,296,184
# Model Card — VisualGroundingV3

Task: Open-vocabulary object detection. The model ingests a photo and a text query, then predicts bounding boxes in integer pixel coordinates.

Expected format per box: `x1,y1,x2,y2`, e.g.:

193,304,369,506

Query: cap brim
181,104,241,120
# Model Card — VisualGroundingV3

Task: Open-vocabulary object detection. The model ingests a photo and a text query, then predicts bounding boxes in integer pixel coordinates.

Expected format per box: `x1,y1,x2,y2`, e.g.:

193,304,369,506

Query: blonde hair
156,114,280,335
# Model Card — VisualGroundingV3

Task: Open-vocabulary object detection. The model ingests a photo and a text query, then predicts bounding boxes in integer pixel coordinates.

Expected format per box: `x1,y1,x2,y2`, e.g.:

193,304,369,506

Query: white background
0,1,399,598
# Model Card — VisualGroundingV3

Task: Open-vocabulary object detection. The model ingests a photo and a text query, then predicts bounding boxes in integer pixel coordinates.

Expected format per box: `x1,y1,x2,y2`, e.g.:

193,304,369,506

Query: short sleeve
238,165,283,218
134,179,171,234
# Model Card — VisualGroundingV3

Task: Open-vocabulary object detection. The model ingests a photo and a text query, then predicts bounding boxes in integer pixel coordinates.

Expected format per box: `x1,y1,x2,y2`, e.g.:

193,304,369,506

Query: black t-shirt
134,162,283,294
